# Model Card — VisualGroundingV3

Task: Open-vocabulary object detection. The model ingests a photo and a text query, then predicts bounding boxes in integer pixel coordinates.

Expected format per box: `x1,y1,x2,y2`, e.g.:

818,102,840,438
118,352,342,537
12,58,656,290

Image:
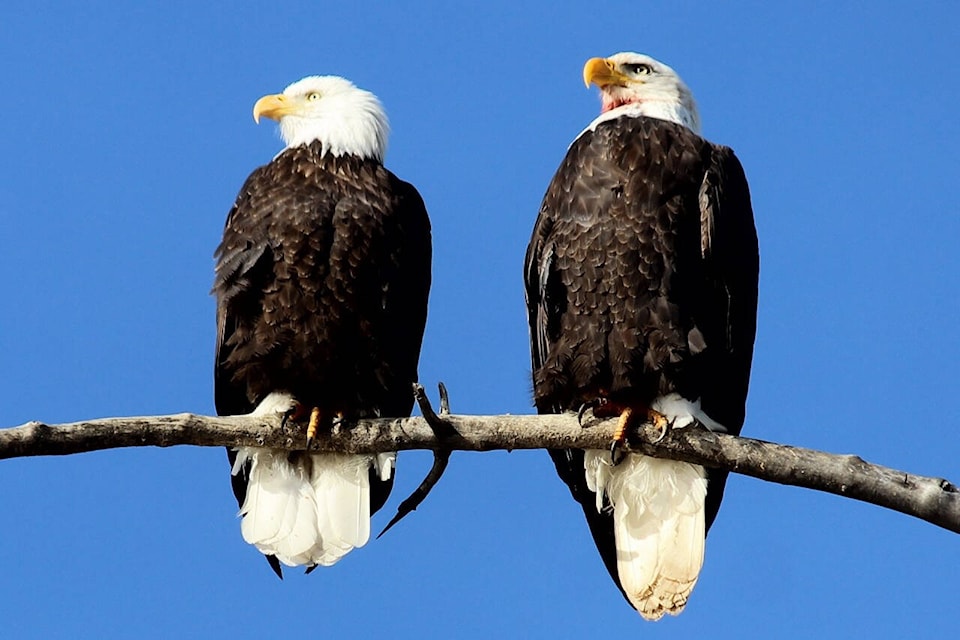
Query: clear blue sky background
2,2,958,638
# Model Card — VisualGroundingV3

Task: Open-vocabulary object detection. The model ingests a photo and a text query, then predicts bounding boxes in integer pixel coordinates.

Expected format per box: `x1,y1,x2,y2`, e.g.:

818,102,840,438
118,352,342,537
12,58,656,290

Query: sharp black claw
649,417,674,444
577,402,591,426
577,398,608,426
609,440,624,465
577,398,601,426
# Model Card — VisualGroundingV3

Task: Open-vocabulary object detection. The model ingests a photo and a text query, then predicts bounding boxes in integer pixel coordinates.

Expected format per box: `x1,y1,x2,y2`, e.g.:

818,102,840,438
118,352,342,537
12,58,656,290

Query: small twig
439,382,451,415
378,383,456,537
414,383,456,437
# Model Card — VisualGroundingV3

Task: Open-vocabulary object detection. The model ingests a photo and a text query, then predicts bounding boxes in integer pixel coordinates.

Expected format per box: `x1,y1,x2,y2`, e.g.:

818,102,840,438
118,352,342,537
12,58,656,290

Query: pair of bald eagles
214,52,758,620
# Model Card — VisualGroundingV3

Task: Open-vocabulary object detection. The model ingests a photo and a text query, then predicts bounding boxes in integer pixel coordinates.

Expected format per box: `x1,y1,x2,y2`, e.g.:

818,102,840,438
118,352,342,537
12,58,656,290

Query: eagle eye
306,92,322,101
624,63,654,76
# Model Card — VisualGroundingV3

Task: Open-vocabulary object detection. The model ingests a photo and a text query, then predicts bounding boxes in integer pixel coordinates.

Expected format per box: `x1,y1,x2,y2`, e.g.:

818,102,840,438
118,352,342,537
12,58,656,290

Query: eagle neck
575,101,700,144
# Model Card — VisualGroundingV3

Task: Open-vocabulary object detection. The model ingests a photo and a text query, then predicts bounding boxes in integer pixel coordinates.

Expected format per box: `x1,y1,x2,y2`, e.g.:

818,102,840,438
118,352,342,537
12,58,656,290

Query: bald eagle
213,76,431,576
524,53,758,619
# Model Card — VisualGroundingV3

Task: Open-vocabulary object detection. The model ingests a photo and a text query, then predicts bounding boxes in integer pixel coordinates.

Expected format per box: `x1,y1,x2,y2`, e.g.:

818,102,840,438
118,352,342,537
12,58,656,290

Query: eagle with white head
525,53,759,619
214,75,431,576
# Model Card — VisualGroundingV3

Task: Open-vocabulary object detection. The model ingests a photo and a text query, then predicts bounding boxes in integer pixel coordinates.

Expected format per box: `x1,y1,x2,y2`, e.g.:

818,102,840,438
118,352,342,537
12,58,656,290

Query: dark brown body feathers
524,116,758,598
214,142,431,420
213,142,431,575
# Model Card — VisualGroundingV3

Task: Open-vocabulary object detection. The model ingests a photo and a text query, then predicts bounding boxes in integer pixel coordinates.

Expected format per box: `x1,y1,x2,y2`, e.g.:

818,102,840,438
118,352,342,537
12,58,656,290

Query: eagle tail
585,450,707,620
232,447,395,568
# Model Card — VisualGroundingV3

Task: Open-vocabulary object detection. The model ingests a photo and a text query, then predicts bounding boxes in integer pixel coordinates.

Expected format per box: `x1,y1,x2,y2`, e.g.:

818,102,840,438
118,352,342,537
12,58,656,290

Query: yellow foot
609,406,671,462
646,408,670,443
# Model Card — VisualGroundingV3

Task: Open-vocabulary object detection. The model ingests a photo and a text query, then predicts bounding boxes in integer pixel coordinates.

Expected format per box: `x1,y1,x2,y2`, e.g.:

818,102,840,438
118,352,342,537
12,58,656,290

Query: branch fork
378,383,456,537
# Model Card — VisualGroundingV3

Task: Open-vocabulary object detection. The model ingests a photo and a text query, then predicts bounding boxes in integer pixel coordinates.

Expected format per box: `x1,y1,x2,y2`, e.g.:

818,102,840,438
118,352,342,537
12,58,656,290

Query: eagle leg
305,407,321,450
610,406,634,465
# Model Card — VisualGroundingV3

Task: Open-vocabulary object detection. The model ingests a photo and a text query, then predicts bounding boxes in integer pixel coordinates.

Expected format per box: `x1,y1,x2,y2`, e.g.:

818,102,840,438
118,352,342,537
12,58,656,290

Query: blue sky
2,1,958,638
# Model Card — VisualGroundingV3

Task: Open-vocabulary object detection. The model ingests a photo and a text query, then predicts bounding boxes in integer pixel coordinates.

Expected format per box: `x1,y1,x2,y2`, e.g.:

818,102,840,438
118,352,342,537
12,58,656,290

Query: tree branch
2,404,958,534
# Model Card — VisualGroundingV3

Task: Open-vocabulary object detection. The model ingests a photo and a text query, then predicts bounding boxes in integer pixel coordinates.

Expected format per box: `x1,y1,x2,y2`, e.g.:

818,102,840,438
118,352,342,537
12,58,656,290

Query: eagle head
583,52,701,133
253,75,389,162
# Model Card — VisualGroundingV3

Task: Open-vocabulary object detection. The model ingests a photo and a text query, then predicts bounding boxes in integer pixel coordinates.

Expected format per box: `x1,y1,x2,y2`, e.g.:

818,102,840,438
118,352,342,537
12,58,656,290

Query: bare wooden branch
2,408,958,534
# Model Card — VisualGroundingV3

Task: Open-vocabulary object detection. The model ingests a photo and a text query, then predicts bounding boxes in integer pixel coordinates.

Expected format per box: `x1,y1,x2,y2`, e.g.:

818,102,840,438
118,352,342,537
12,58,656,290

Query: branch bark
2,405,958,534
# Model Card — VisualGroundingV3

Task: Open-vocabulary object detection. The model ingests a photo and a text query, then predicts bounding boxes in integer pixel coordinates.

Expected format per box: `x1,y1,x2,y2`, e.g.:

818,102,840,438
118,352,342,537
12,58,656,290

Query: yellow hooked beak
583,57,631,88
253,93,298,123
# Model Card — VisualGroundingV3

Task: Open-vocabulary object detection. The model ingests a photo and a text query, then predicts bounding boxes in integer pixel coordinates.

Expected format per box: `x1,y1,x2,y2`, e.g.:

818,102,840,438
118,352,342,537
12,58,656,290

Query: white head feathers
582,52,701,136
253,75,389,162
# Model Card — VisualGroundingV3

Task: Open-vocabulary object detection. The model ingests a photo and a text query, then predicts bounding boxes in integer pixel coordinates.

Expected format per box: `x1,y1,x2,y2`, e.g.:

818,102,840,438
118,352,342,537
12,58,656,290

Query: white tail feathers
585,450,707,621
232,447,396,568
